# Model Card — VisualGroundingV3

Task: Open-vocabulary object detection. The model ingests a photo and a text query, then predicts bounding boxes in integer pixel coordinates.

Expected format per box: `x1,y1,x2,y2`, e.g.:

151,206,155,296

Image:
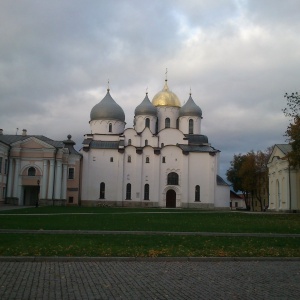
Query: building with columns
268,144,300,211
0,130,81,206
81,79,230,208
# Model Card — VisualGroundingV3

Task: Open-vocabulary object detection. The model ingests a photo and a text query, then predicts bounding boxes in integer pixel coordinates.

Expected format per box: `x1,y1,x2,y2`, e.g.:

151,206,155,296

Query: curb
0,256,300,262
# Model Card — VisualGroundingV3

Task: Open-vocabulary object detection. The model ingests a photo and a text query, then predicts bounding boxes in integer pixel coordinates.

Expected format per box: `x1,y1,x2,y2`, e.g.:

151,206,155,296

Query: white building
81,80,230,208
268,144,300,212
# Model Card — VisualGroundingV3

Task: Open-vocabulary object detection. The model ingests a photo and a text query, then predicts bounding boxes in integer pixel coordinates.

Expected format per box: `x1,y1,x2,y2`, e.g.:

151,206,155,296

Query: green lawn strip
0,211,299,233
0,234,299,257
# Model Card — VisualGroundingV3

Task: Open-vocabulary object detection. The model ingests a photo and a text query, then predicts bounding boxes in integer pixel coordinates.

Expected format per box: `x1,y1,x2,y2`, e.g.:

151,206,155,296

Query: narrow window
68,196,74,203
167,172,179,185
195,185,200,202
146,157,150,163
109,123,112,132
100,182,105,199
2,187,6,199
28,167,36,176
68,167,74,179
145,118,150,128
162,157,166,163
165,117,170,128
176,118,179,129
0,157,2,174
128,155,131,163
110,157,113,162
161,143,164,148
145,139,148,146
144,184,149,200
189,119,194,134
126,183,131,200
128,139,132,145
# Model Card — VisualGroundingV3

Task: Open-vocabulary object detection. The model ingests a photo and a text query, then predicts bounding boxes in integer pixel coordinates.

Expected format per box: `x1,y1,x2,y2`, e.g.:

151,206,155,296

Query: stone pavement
0,259,300,299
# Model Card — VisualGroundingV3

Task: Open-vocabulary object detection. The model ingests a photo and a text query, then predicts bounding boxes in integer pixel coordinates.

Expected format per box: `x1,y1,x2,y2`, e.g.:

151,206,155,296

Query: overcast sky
1,0,299,180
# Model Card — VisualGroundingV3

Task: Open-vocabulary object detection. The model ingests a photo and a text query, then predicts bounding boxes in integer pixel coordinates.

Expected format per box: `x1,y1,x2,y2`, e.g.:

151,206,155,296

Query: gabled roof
0,135,62,148
275,144,292,155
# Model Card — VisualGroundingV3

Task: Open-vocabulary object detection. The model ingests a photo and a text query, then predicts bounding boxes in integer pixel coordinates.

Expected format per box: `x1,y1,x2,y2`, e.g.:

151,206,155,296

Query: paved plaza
0,259,299,299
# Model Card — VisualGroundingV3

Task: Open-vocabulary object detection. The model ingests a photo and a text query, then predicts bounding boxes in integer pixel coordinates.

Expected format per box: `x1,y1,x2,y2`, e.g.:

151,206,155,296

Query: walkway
0,259,300,299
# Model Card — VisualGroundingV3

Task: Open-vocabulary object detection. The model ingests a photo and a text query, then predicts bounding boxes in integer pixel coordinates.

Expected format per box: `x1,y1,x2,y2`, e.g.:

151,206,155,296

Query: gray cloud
1,0,299,180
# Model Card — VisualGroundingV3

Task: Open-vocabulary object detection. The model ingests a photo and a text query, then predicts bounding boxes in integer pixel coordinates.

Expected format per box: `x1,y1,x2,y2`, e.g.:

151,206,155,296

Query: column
41,160,48,199
54,160,62,199
13,158,20,198
6,158,14,197
61,164,67,200
47,159,55,199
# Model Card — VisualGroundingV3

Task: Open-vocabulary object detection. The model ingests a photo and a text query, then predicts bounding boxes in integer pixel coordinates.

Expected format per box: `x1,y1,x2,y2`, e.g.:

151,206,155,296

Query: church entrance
166,189,176,208
23,186,39,206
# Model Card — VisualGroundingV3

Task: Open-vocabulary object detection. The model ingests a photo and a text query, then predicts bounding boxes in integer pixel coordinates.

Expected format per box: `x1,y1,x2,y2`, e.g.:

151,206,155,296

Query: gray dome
90,89,125,122
179,94,202,117
134,93,157,116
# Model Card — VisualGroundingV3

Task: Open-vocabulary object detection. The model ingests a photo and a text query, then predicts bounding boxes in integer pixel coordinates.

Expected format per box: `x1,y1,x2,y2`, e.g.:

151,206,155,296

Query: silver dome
90,90,125,122
179,95,202,117
134,94,157,116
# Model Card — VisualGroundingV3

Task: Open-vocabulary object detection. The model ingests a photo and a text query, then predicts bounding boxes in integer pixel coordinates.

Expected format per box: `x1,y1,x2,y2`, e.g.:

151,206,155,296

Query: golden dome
152,80,181,107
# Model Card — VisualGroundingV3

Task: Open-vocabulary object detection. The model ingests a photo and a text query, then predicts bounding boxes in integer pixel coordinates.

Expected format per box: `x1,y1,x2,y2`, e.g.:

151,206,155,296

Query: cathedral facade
81,80,229,208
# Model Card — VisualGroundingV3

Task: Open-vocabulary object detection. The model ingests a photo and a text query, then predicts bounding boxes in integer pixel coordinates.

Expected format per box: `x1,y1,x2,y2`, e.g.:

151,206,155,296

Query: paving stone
0,260,300,299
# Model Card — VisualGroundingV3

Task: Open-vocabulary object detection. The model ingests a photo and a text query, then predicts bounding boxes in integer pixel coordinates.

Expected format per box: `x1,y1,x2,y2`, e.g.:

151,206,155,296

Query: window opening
126,183,131,200
165,117,170,128
144,184,149,200
100,182,105,199
28,167,36,176
167,172,179,185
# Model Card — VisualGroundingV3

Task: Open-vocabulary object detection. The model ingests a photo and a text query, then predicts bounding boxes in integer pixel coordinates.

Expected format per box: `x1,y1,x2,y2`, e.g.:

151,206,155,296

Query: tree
283,92,300,167
227,149,271,211
226,153,251,210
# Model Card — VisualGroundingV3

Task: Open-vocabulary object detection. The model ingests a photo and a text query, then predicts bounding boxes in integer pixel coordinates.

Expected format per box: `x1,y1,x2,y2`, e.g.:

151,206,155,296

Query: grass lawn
0,206,299,257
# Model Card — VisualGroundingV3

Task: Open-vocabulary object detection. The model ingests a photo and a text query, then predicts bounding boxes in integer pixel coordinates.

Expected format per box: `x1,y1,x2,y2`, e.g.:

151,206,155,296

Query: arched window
128,139,132,145
100,182,105,199
167,172,179,185
28,167,36,176
109,123,112,132
165,118,170,128
126,183,131,200
145,118,150,128
189,119,194,134
128,155,131,163
145,139,148,146
146,157,150,163
144,184,149,200
195,185,200,202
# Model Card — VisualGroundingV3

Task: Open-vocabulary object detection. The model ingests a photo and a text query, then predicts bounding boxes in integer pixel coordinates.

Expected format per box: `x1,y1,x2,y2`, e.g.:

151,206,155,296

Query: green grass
0,234,299,257
0,206,299,233
0,206,299,257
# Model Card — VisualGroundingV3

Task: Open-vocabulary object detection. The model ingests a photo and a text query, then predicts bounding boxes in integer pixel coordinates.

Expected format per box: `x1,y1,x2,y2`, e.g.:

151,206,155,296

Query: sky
1,0,300,180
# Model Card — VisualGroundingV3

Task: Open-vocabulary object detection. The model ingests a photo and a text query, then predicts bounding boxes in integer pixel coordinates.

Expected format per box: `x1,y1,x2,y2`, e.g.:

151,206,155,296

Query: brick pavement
0,260,300,299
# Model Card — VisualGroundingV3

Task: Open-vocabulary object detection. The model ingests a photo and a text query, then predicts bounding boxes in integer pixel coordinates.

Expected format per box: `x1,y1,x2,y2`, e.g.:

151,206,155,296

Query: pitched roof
217,175,229,186
275,144,292,155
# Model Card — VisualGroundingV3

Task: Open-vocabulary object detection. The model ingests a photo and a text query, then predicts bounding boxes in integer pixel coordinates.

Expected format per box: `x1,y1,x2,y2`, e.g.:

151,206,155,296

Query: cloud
1,0,299,180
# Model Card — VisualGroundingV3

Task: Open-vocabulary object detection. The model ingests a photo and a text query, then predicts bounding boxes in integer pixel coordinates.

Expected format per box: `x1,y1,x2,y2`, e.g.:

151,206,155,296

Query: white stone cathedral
80,79,229,208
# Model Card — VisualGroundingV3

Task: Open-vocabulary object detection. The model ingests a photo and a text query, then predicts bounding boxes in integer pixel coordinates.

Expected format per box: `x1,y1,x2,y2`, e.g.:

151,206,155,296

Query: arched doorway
166,189,176,208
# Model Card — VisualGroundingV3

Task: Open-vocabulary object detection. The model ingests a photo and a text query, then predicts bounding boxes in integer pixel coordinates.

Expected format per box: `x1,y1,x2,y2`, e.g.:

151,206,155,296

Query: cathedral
80,79,229,208
0,79,230,208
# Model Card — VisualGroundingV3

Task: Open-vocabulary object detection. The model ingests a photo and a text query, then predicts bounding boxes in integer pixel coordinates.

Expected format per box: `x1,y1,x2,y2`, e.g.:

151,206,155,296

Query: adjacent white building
268,144,300,211
81,80,230,208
